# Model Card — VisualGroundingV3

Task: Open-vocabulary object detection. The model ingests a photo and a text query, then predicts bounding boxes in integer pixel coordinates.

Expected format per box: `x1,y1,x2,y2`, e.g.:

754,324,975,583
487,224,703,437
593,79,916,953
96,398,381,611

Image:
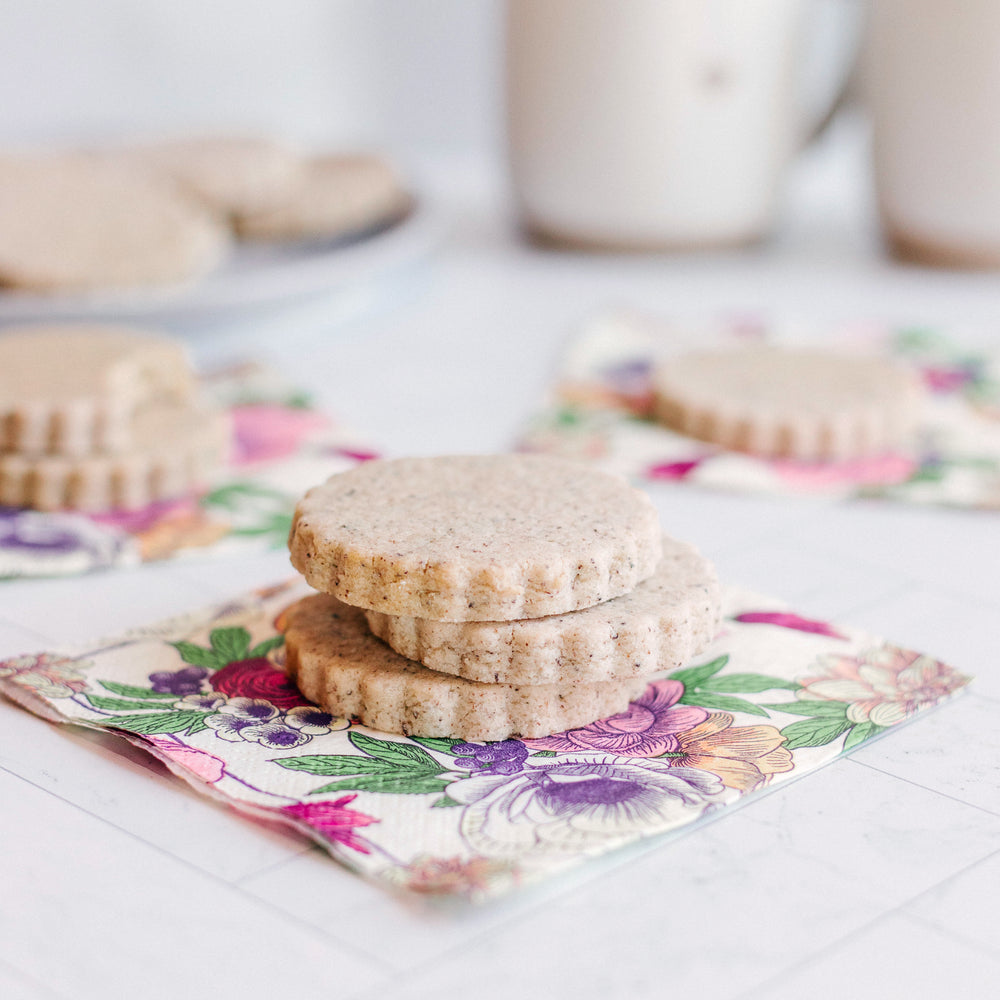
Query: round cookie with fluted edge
280,593,647,740
0,154,229,292
364,536,720,685
118,135,304,218
0,402,229,512
0,325,196,457
652,346,924,461
235,154,410,242
288,454,663,622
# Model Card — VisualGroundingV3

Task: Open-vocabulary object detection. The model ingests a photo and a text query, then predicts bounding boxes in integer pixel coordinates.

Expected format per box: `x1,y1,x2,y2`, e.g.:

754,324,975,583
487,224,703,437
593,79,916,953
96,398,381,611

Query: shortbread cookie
235,154,410,242
0,154,229,292
0,326,195,457
652,346,924,461
288,455,662,622
281,593,646,740
0,402,229,512
365,536,720,685
120,136,303,217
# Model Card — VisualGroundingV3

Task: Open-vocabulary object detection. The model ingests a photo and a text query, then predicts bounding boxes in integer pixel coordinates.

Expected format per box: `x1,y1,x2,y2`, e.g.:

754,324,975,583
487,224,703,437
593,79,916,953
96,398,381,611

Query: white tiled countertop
2,121,999,999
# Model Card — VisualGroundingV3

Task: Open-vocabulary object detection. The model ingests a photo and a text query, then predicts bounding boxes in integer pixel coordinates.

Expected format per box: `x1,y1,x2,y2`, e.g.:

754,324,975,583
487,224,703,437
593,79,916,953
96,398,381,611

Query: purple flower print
238,721,310,750
451,740,529,775
205,697,278,741
177,692,227,711
284,705,343,735
149,666,208,696
523,679,709,757
448,754,725,857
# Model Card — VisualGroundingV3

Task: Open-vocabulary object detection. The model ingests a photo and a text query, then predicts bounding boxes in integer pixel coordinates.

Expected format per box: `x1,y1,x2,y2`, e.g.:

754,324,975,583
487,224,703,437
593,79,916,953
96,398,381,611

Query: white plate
0,199,444,328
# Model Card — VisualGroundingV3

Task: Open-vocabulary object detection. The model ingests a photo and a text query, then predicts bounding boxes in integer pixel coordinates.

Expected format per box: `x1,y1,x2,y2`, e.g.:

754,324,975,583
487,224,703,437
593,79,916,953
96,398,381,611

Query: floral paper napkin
0,365,378,579
0,579,970,901
519,313,1000,509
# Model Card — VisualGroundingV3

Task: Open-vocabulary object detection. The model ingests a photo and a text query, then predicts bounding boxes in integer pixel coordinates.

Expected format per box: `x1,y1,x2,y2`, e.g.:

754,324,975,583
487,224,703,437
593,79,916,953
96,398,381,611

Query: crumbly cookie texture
0,403,229,512
0,325,195,457
234,154,410,242
652,346,924,461
0,154,229,292
288,454,663,622
118,135,304,217
281,593,646,740
364,536,720,685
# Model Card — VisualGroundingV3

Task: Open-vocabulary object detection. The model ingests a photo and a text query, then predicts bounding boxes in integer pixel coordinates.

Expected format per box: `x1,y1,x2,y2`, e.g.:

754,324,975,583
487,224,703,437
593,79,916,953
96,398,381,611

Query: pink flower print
210,658,311,710
733,611,846,640
146,738,226,783
797,646,968,726
771,453,917,491
647,458,706,481
283,795,379,854
0,653,88,699
230,404,328,466
523,679,709,757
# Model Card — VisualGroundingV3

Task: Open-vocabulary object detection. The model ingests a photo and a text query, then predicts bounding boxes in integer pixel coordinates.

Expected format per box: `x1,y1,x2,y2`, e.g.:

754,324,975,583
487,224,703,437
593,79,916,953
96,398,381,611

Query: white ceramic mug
868,0,1000,268
506,0,853,250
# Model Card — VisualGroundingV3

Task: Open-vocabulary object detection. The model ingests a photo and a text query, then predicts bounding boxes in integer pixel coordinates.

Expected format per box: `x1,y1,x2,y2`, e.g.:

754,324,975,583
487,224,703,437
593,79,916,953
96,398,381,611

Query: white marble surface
1,118,999,999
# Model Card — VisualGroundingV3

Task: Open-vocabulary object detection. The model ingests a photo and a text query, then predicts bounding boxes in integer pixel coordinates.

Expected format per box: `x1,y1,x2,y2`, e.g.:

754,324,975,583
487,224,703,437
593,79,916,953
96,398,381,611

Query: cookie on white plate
235,153,410,242
0,153,230,293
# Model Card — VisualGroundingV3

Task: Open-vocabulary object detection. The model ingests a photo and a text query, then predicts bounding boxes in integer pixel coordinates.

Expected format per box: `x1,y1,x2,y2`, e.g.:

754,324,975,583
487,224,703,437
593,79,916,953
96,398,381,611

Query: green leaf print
668,655,728,688
101,710,211,737
779,715,854,751
97,681,175,700
759,700,850,718
86,694,177,712
701,673,800,694
410,736,464,754
431,795,464,808
275,755,402,777
349,731,441,770
209,627,253,664
677,691,769,717
842,720,886,751
171,641,228,671
309,774,453,796
248,635,285,659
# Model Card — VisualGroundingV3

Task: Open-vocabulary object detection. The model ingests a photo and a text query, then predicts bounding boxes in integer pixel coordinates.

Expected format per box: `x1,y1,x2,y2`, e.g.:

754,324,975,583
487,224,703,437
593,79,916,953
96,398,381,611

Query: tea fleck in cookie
364,536,720,685
0,325,196,457
288,454,662,622
235,154,410,242
281,593,646,740
652,346,924,461
0,402,229,512
120,135,304,217
0,154,230,292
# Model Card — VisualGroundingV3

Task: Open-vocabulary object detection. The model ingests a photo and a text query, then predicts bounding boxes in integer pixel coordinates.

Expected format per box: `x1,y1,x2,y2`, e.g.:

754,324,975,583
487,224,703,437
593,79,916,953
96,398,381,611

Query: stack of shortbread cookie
0,325,229,512
282,454,721,741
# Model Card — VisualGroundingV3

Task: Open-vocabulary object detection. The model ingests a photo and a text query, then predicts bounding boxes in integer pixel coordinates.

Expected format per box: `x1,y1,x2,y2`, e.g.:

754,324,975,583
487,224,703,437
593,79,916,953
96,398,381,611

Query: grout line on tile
845,757,1000,818
0,766,397,978
0,957,66,1000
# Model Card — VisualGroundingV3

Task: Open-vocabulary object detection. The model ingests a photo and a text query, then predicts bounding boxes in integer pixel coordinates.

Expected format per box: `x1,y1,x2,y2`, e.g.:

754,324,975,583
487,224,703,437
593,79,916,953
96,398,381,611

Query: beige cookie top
365,535,720,685
0,325,195,456
288,454,663,622
652,346,924,461
118,135,304,217
0,153,230,292
235,154,411,242
0,401,229,512
281,593,646,741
